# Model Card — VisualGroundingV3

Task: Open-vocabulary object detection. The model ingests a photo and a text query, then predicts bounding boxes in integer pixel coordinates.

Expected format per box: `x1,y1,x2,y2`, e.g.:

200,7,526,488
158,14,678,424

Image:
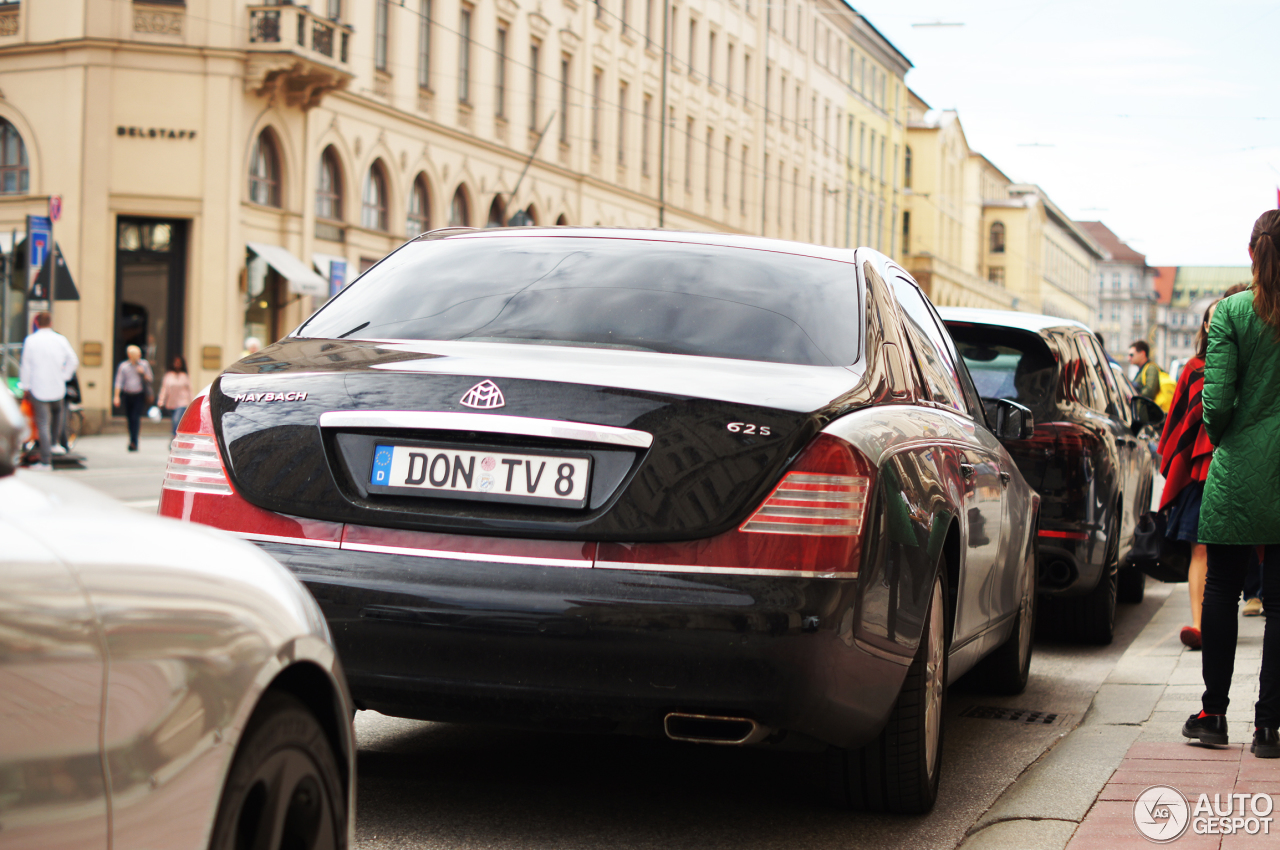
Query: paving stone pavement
960,583,1272,850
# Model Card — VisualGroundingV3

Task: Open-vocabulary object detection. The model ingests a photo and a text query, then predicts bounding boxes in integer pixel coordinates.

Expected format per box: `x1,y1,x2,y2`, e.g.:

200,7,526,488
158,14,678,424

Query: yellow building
901,90,1101,320
0,0,908,429
831,0,910,255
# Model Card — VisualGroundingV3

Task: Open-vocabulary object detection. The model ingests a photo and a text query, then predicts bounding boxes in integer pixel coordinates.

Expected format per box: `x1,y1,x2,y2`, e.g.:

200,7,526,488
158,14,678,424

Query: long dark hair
169,355,187,374
1250,210,1280,337
1195,299,1220,362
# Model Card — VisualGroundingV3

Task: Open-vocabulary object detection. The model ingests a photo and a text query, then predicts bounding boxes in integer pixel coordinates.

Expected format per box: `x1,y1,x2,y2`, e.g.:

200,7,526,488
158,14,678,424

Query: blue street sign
329,259,347,298
26,214,51,300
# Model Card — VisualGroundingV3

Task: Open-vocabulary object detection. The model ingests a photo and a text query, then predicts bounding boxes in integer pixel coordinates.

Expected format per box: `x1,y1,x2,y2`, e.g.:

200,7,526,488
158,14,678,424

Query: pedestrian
1182,210,1280,758
17,311,78,471
113,344,154,452
1156,298,1219,650
1221,280,1266,620
1128,339,1161,401
156,355,192,437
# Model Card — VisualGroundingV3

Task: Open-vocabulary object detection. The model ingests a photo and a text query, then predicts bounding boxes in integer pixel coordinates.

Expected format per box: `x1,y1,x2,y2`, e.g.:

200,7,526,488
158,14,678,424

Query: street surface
68,433,1173,849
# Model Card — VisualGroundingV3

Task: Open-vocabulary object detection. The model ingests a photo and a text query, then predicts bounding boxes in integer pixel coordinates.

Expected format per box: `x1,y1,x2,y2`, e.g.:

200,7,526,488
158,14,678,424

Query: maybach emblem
232,392,308,403
460,380,506,409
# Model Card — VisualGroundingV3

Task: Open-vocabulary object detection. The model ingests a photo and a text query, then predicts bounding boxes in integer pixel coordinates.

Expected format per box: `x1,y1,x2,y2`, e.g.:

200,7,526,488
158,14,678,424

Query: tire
970,529,1036,695
829,571,947,814
1117,565,1146,604
209,691,346,850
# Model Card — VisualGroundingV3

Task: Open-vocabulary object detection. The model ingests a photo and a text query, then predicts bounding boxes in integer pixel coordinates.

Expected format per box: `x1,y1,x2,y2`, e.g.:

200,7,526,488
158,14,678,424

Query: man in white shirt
19,312,78,470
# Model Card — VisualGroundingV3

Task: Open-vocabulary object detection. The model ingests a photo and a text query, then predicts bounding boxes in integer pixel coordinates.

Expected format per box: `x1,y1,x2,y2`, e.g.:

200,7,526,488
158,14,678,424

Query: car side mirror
1131,396,1165,433
991,398,1035,441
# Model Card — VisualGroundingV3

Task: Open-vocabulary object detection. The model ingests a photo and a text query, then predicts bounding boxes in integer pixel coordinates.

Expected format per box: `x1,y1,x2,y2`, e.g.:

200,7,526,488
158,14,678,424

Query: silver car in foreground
0,390,355,849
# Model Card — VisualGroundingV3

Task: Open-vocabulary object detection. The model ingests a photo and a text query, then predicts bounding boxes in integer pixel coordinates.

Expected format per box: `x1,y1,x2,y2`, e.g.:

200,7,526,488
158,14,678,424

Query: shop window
450,185,470,226
0,119,28,195
316,146,344,222
248,129,282,207
361,160,389,231
407,174,431,234
989,221,1006,254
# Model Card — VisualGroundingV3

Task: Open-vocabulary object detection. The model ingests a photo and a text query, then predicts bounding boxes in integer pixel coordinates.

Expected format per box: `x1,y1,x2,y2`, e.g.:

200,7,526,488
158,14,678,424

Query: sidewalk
960,583,1273,849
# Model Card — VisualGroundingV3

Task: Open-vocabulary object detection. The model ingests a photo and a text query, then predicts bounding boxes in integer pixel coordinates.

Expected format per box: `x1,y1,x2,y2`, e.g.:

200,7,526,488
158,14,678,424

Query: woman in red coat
1157,299,1219,649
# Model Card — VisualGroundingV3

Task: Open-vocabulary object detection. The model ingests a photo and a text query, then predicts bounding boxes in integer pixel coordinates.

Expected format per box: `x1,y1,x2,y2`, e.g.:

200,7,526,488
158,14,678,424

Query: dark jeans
120,391,146,447
1244,548,1264,601
1202,544,1280,727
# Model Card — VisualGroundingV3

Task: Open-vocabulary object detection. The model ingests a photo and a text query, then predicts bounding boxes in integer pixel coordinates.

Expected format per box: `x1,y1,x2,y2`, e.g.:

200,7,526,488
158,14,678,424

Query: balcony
245,4,354,109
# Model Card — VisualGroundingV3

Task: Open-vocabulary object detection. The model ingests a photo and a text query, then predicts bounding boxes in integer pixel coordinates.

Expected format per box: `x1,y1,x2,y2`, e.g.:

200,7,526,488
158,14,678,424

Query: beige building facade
901,91,1102,322
0,0,910,427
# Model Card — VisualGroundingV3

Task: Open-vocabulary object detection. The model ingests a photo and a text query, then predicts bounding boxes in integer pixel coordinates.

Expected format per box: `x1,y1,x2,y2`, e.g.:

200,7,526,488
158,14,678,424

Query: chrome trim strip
318,410,654,449
341,541,592,568
594,560,855,579
232,531,342,549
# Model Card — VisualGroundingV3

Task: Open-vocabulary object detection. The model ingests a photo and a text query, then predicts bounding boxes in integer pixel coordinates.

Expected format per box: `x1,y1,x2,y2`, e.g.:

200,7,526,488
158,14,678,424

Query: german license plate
370,444,591,508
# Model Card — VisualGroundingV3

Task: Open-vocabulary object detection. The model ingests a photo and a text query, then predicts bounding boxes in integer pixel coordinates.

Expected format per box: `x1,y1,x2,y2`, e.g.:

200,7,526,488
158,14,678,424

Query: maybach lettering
232,392,308,403
1192,793,1274,836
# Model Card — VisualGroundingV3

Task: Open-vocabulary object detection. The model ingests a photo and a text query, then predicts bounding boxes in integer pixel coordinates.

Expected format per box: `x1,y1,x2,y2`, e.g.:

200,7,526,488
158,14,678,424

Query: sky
848,0,1279,266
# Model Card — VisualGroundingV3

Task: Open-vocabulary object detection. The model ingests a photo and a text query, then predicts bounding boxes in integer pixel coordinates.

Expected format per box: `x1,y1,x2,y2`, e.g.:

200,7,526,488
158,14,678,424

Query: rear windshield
946,324,1057,409
295,236,862,366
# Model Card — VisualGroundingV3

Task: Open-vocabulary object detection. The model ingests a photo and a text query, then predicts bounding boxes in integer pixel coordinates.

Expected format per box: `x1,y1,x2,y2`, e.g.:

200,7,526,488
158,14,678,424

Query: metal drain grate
960,705,1070,726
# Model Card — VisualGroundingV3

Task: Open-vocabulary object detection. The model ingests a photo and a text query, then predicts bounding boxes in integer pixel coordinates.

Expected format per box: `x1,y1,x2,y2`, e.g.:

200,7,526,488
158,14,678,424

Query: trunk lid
213,338,863,540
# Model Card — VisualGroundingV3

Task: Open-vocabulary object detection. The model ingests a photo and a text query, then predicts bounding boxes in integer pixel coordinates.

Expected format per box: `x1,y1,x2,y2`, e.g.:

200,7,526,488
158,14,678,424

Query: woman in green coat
1182,210,1280,757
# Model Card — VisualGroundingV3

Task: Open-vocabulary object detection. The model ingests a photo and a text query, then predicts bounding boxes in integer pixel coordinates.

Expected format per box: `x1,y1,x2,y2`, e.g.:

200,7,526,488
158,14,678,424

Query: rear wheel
828,570,947,814
209,691,346,850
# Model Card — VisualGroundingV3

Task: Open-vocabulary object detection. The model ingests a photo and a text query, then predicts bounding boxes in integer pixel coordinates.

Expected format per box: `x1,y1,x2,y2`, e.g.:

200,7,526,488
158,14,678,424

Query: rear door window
295,236,864,367
889,276,968,415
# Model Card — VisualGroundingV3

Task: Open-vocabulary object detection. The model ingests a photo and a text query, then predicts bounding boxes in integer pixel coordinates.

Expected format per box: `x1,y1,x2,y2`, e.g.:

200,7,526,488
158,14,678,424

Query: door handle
960,462,975,479
999,470,1012,487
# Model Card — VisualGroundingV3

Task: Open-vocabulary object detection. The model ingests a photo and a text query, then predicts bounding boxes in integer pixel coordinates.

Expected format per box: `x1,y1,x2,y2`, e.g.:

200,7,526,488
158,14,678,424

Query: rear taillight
162,395,232,495
596,434,876,578
158,392,344,546
741,436,872,536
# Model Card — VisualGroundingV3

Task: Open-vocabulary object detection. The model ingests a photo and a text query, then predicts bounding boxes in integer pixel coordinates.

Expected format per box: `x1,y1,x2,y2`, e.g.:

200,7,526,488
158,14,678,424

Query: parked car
159,229,1039,813
939,308,1164,644
0,389,354,849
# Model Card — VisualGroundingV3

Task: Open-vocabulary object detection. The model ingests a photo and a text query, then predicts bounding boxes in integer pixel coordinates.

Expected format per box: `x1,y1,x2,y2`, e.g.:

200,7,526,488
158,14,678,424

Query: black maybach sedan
161,229,1039,813
939,309,1164,645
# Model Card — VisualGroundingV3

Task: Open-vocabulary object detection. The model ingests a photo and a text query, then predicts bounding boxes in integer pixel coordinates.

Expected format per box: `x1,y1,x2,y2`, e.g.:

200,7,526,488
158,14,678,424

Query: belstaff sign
117,126,198,140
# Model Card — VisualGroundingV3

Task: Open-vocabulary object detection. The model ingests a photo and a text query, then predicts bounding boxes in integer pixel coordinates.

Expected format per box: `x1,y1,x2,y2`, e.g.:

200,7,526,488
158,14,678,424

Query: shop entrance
113,218,187,411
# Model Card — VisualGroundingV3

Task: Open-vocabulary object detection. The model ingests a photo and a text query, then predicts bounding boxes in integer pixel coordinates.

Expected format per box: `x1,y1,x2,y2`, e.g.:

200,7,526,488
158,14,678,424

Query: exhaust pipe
1043,559,1074,588
663,712,773,745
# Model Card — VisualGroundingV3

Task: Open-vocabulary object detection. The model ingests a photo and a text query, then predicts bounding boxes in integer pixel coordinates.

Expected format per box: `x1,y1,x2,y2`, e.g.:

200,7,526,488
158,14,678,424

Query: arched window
524,204,539,226
362,160,389,230
248,129,282,207
406,173,430,234
989,221,1006,254
903,145,912,190
487,194,506,227
555,213,568,226
1,119,29,195
450,185,470,226
316,146,343,221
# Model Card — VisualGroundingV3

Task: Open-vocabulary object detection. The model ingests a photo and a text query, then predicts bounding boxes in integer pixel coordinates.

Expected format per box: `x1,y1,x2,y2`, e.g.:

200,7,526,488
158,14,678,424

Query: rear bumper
256,541,910,748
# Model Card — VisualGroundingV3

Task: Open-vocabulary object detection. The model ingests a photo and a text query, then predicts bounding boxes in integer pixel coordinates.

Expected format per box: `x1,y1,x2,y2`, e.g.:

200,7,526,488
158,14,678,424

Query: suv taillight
596,434,876,578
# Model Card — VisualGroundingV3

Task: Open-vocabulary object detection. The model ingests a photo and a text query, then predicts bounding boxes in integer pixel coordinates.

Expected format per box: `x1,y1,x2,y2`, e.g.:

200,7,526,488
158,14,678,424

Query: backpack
1155,369,1175,412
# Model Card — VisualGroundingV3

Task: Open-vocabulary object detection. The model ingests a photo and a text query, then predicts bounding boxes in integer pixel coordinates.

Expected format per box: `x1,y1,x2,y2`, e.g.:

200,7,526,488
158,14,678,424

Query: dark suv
940,309,1164,644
